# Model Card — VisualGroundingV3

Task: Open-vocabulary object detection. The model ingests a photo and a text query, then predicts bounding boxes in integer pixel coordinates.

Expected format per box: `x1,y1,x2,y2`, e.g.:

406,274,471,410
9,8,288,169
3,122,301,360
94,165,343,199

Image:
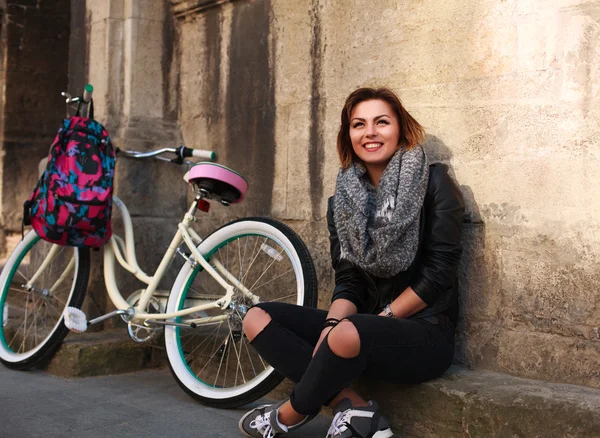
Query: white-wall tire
165,217,317,408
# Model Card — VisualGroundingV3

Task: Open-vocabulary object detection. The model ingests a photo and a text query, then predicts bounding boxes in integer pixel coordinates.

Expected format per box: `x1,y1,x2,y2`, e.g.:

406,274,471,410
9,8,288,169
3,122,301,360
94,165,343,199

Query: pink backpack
24,116,116,248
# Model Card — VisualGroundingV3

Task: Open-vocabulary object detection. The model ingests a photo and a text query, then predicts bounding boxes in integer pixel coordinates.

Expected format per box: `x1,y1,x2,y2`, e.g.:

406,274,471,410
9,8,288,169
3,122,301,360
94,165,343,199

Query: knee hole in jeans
326,319,361,359
243,307,272,342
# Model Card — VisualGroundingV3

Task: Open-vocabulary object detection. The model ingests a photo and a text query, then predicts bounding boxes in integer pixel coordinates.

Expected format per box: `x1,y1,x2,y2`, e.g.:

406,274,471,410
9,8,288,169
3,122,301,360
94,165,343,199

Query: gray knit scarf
333,146,429,278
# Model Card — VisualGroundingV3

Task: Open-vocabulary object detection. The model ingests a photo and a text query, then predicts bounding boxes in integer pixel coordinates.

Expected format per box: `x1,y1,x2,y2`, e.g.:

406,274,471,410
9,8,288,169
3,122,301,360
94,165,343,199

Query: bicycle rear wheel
0,230,89,369
165,217,317,408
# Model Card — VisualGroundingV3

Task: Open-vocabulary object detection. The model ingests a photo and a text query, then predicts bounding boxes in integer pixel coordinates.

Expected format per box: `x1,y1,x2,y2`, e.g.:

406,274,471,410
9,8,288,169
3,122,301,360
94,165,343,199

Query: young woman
239,87,464,438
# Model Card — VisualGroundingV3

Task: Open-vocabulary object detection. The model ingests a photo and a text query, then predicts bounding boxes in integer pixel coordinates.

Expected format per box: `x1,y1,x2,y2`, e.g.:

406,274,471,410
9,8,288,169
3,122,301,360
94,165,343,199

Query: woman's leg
242,302,330,428
289,314,455,415
243,302,328,383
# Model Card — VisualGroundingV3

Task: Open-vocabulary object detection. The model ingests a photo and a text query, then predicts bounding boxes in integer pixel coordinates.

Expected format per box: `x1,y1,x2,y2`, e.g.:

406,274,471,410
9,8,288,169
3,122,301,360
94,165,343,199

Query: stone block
113,150,188,219
45,329,165,377
87,0,125,24
273,103,313,221
125,0,167,22
453,157,600,228
270,0,312,108
496,329,600,389
122,17,166,119
502,240,600,331
458,224,503,322
88,18,111,117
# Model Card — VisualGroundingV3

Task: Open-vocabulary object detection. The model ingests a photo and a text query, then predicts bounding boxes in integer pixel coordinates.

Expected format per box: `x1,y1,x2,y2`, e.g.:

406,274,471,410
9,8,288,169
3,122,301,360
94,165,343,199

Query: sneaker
326,399,395,438
239,399,317,437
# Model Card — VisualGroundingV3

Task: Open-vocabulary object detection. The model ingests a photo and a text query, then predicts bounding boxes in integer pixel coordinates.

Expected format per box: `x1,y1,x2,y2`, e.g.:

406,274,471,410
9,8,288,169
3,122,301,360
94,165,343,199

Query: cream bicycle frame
101,195,261,325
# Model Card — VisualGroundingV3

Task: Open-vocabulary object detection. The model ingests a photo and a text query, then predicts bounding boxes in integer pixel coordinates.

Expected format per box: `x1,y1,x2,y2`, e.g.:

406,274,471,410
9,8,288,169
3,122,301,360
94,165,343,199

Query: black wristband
323,320,339,329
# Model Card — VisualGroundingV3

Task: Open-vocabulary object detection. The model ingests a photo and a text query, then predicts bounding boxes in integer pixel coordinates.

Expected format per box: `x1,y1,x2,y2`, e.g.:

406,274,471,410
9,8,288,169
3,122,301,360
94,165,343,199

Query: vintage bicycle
0,85,318,408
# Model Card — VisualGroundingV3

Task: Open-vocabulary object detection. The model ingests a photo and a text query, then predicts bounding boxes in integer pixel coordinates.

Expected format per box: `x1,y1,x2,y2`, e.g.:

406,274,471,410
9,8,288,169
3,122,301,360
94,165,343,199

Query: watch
383,304,396,318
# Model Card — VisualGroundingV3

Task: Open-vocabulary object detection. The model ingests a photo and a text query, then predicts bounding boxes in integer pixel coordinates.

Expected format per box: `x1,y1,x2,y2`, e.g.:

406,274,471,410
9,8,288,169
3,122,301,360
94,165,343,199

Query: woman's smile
363,142,383,152
349,99,401,184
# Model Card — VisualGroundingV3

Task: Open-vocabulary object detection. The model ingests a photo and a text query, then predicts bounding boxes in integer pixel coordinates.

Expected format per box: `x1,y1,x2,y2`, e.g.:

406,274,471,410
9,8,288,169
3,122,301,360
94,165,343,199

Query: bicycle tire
0,230,90,369
165,217,318,408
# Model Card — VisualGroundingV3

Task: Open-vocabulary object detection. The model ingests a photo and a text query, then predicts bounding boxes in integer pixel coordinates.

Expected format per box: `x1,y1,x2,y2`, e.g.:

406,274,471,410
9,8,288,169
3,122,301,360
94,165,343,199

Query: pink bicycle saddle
184,163,248,204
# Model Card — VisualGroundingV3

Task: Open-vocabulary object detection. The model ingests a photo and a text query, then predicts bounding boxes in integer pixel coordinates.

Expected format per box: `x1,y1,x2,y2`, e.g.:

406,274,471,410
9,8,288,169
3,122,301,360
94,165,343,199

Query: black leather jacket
328,163,465,323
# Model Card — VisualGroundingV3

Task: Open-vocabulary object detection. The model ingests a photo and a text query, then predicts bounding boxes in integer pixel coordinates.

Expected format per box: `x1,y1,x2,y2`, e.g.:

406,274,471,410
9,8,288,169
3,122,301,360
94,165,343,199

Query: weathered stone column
72,0,184,320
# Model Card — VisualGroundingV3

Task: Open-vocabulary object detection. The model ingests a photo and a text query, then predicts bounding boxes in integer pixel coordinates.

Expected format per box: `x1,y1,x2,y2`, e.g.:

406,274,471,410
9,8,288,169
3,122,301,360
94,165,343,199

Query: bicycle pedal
64,307,88,333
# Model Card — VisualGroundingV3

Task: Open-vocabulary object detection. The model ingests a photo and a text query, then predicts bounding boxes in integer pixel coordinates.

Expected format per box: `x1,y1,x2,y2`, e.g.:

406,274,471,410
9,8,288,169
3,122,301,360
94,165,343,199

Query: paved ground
0,366,332,438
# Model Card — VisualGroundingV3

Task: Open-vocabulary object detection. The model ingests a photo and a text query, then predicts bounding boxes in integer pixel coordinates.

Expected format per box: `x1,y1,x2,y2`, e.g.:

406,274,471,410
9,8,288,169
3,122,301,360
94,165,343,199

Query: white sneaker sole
238,404,271,437
373,428,395,438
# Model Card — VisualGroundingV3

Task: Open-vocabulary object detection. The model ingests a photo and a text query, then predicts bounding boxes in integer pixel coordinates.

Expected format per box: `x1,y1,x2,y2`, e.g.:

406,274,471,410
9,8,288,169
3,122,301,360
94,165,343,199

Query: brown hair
336,87,425,168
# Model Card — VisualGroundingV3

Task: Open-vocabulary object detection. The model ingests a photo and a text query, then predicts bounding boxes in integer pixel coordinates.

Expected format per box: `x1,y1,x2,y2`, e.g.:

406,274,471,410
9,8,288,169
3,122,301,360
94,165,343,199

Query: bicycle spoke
20,294,34,353
33,295,40,346
239,237,264,286
238,238,243,286
196,324,229,377
265,293,298,303
185,323,221,362
15,269,29,283
243,336,257,377
223,329,232,388
213,332,229,387
247,254,280,294
8,287,29,295
51,294,67,307
249,267,294,294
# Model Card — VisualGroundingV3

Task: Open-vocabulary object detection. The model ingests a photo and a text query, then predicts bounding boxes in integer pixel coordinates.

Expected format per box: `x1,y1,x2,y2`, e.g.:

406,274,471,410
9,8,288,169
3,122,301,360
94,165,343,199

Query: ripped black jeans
249,302,455,415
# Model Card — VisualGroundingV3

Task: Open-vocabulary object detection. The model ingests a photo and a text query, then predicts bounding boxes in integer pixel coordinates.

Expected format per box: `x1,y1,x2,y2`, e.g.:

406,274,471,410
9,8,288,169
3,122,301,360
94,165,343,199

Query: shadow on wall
422,134,494,369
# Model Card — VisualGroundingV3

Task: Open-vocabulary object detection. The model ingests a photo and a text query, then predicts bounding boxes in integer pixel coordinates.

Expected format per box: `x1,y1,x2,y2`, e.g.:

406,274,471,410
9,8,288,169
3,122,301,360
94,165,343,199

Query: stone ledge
44,329,166,378
270,366,600,437
356,366,600,437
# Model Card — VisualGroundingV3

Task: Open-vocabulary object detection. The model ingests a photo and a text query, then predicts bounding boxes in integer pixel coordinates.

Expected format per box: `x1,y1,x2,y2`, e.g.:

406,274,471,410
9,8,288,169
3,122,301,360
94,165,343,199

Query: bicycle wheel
0,230,90,369
165,217,317,408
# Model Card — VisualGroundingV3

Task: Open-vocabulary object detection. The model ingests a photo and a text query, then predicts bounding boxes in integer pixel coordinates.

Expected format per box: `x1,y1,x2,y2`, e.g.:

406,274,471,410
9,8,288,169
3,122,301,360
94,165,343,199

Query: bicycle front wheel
0,230,90,369
165,217,317,408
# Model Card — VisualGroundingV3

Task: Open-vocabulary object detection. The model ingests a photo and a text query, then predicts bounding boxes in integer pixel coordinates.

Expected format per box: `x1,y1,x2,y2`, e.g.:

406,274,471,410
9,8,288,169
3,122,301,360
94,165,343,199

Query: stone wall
0,0,70,232
1,0,598,390
173,0,600,389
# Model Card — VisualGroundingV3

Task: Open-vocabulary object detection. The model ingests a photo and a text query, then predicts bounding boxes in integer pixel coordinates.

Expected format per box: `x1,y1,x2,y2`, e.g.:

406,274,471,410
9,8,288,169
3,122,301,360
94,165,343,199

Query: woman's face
349,99,400,170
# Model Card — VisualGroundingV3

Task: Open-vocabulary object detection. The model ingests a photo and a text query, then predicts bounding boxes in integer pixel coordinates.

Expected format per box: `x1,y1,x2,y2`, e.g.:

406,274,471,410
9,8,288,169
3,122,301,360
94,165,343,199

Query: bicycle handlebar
62,83,94,105
118,146,216,163
82,84,93,103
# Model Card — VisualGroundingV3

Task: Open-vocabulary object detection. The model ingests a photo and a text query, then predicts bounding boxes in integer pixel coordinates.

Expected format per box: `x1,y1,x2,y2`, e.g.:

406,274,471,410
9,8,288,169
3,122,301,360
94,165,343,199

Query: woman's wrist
382,304,396,318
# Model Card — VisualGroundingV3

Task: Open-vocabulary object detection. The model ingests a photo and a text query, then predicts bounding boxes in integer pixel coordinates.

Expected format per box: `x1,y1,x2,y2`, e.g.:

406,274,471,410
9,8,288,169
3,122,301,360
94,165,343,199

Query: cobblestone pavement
0,365,332,437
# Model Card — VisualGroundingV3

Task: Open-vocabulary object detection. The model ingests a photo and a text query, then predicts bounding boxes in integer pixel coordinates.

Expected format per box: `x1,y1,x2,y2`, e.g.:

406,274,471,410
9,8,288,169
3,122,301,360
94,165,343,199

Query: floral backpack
23,113,116,248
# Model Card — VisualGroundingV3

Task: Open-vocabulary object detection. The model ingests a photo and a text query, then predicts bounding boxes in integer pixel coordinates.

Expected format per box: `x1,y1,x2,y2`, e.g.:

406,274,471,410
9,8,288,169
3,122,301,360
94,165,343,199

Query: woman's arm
384,165,465,317
314,197,367,355
378,286,426,318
